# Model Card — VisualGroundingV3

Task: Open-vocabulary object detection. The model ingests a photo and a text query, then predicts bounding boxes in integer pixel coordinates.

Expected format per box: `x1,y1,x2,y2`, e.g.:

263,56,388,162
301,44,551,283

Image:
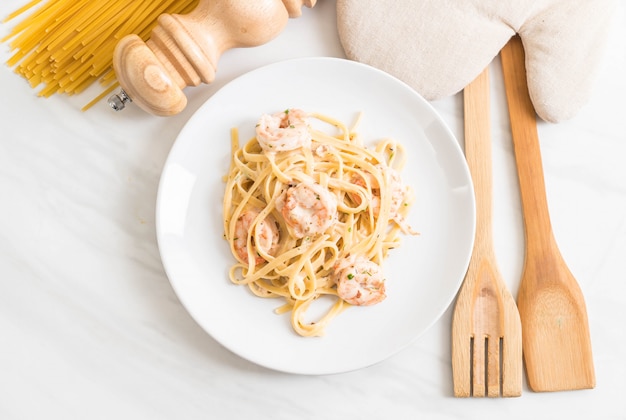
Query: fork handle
463,66,494,250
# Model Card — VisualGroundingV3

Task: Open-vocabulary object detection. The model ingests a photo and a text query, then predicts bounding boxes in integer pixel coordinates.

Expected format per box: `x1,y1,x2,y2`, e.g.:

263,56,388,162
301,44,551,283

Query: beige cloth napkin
337,0,617,122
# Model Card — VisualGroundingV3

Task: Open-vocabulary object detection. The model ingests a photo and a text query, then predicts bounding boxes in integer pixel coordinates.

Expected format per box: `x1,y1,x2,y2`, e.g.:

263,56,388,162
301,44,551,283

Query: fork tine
486,336,501,397
472,336,486,397
502,326,523,397
452,334,472,397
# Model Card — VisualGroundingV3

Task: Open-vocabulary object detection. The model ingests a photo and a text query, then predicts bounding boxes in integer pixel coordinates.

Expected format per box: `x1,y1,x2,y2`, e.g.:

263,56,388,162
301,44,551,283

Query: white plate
156,57,475,375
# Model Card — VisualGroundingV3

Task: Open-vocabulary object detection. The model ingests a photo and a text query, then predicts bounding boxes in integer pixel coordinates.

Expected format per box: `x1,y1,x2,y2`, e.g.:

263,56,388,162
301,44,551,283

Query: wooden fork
451,65,523,397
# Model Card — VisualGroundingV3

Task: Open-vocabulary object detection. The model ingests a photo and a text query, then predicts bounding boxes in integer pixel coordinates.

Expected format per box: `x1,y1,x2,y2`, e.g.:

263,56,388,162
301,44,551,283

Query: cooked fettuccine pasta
223,109,418,337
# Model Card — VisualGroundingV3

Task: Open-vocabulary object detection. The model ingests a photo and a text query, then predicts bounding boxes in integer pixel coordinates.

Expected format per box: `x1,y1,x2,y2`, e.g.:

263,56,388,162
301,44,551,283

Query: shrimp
234,209,280,265
276,181,338,238
255,108,312,153
333,255,386,306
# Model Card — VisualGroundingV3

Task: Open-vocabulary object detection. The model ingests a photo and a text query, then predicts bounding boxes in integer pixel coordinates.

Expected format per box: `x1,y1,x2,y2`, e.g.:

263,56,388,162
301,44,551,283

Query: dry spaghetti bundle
2,0,199,110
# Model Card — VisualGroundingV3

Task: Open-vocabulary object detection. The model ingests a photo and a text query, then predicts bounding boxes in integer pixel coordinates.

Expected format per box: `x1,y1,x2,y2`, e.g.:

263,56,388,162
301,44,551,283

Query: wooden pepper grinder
109,0,316,116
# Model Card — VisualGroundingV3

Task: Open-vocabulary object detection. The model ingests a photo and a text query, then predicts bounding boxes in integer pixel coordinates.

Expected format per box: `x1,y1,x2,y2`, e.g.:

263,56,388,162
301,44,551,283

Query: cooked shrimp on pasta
223,109,418,337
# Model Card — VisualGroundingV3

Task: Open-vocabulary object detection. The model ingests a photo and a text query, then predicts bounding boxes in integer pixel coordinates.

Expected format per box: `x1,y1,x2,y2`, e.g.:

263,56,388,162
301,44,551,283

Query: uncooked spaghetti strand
2,0,44,23
81,82,119,111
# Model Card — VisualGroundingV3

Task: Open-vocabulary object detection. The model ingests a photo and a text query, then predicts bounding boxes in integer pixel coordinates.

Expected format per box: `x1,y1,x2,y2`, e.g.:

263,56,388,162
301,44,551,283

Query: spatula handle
501,35,555,248
112,0,316,116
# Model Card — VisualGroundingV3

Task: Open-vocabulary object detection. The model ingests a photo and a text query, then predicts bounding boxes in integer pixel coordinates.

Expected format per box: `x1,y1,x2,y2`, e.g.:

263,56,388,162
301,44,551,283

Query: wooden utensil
452,66,523,398
110,0,316,116
500,35,595,392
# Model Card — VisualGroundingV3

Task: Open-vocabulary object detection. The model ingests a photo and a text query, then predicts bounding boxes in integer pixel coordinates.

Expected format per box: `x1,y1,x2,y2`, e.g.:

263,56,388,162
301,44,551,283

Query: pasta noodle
1,0,199,110
223,109,418,337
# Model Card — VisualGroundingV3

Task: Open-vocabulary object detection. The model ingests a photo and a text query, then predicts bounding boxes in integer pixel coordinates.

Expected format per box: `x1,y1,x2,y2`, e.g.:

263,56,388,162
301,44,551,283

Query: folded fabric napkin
337,0,617,122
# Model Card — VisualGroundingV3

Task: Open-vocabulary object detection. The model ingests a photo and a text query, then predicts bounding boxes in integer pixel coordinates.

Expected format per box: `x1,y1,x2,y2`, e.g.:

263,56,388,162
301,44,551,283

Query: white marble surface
1,1,625,418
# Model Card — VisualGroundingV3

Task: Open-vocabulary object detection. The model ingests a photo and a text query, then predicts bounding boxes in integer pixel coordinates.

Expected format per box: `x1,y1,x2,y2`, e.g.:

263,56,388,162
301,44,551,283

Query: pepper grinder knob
110,0,315,116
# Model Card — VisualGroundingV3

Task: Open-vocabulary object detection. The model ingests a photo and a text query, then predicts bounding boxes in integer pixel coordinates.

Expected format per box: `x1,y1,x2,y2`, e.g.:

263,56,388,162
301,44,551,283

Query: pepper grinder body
112,0,315,116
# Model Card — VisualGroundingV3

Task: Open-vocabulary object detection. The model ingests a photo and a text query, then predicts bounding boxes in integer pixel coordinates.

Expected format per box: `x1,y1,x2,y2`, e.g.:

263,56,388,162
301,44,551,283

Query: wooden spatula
500,35,595,392
452,66,523,397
